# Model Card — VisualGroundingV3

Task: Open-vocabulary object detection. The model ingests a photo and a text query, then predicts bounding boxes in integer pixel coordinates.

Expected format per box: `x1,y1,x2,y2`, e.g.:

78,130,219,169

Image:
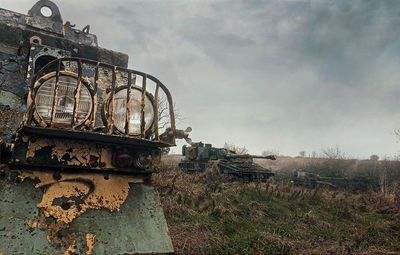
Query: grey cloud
1,0,399,158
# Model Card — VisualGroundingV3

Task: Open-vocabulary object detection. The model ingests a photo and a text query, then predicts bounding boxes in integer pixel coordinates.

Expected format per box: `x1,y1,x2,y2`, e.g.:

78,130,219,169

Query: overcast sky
2,0,400,159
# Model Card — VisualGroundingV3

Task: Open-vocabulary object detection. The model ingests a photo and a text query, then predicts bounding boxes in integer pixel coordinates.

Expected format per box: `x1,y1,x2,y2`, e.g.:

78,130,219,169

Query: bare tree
370,154,379,161
395,129,400,139
157,96,184,130
321,146,345,159
223,142,248,155
262,149,280,156
311,151,317,158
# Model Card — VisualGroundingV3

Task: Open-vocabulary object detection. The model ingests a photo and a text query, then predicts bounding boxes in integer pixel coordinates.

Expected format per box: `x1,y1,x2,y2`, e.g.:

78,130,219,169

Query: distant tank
292,170,348,188
179,142,276,181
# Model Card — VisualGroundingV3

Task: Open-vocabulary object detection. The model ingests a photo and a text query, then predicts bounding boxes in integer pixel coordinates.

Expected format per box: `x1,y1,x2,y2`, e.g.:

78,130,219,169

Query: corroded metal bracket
10,130,164,173
26,0,64,35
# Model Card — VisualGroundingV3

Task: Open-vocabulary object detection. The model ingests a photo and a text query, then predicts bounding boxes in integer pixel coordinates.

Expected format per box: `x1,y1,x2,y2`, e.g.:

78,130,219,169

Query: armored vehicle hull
0,1,178,253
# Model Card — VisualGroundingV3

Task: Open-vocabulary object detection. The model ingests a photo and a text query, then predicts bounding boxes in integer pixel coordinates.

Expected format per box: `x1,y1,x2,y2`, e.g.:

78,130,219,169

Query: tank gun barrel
225,154,276,160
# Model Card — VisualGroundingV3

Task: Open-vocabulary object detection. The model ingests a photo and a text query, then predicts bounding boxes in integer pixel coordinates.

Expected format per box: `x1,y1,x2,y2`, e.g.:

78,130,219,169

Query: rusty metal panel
0,169,174,254
18,126,172,148
0,8,27,27
0,52,27,144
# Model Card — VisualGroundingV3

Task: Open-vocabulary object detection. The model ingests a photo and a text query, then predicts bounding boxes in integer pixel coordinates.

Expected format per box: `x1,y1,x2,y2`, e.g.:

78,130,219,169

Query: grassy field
154,156,400,254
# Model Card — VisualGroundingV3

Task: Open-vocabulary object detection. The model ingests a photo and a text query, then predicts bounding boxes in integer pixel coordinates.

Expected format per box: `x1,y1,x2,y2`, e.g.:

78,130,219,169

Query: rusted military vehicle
0,1,182,254
179,143,276,181
292,170,348,189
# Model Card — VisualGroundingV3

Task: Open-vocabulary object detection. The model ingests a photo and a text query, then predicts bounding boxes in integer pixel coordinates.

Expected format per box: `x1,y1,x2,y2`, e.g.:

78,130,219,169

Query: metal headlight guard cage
24,57,176,146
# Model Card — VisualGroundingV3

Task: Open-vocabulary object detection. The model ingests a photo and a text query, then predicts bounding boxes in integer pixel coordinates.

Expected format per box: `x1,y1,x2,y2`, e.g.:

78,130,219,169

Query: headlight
112,88,155,135
35,71,92,125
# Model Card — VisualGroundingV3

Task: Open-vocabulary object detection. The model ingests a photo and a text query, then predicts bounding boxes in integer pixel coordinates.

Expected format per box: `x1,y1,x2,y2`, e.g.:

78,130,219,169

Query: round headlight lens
35,73,92,125
113,88,155,135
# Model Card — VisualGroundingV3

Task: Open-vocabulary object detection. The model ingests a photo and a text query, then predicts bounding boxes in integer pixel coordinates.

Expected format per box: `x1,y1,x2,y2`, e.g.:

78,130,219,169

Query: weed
156,158,400,254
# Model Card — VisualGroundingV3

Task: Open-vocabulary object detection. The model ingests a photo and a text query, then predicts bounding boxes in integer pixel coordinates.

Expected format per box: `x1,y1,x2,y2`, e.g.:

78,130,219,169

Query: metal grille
25,57,176,142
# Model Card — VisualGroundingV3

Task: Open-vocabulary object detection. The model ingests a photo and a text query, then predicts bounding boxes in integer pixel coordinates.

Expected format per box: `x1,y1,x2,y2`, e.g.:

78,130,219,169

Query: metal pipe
50,60,61,126
154,84,160,140
108,66,117,134
125,71,132,135
72,60,83,127
140,74,147,138
90,62,99,130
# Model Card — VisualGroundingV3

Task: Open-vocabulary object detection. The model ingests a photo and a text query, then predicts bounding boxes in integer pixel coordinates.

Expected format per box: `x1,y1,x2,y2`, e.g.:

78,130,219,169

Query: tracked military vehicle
0,1,185,254
179,143,276,181
292,170,350,189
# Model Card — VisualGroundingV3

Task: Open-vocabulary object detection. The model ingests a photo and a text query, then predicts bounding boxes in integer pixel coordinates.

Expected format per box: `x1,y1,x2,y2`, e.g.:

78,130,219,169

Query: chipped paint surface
18,135,161,172
0,108,21,136
0,168,174,254
18,170,143,224
13,170,143,253
85,233,96,255
24,136,113,168
61,240,76,255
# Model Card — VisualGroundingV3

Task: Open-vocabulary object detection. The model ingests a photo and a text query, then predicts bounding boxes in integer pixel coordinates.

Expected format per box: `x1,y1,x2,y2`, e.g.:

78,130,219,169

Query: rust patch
0,108,20,136
51,140,99,166
100,147,113,168
85,233,96,255
29,36,42,45
21,135,29,143
10,214,77,249
18,170,143,223
61,239,76,255
25,138,47,159
26,137,113,168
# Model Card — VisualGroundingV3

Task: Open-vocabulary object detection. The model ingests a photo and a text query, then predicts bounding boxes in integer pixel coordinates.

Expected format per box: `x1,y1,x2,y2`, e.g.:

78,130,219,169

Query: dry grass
153,157,400,255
